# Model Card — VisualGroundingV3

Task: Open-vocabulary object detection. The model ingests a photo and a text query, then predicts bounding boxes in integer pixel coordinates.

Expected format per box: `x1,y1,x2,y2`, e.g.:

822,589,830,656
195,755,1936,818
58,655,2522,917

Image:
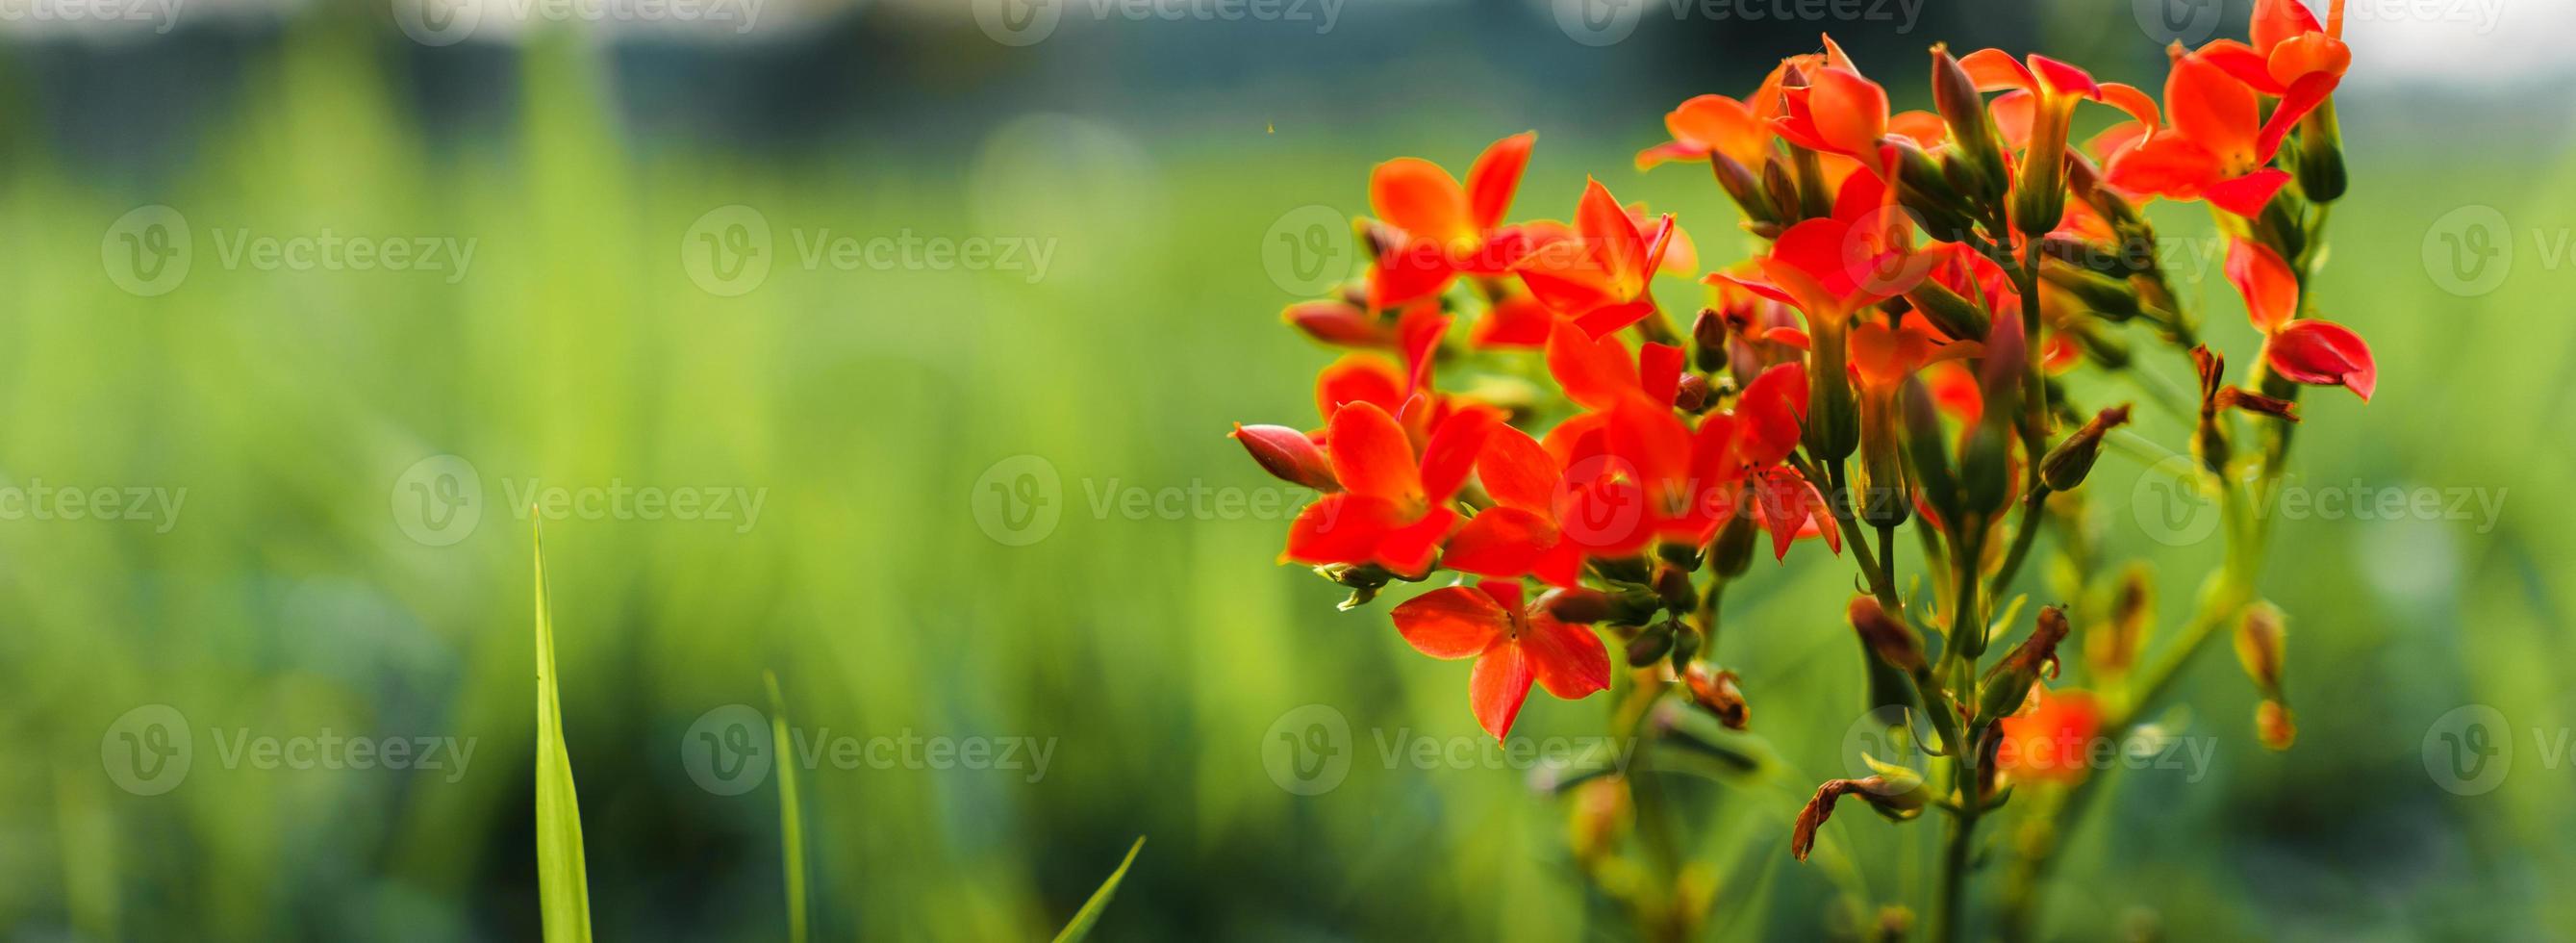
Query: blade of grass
1049,836,1146,943
764,670,809,943
533,515,594,942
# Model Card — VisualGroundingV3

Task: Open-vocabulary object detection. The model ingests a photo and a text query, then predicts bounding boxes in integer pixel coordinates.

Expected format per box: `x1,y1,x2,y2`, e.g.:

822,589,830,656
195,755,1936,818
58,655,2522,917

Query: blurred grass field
5,14,2576,941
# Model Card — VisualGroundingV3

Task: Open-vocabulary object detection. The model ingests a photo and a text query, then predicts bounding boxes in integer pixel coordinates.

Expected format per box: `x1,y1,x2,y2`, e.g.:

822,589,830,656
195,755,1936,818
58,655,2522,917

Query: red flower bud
1229,423,1339,492
1282,299,1393,348
2265,319,2377,402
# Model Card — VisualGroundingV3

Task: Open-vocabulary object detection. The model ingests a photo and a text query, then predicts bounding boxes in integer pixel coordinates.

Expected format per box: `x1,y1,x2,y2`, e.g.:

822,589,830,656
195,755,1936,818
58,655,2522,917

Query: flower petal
1522,613,1612,701
1442,507,1558,579
1326,399,1423,503
2226,239,2299,334
1391,585,1509,659
1469,643,1535,741
2266,319,2376,401
1477,424,1562,512
1371,157,1474,243
1421,406,1503,503
1547,320,1644,411
1466,132,1536,232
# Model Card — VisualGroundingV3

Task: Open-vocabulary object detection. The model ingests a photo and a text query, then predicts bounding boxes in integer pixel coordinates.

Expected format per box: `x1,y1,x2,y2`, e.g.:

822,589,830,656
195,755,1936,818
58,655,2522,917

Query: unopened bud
1232,423,1341,492
1282,299,1391,347
1901,376,1961,523
1903,278,1988,342
2256,699,2297,751
1761,156,1804,225
1931,45,2007,199
1676,372,1710,413
1627,621,1677,668
1709,509,1758,577
1711,151,1775,225
2040,265,2142,321
1849,597,1927,675
1654,563,1697,610
1684,664,1750,729
2038,404,2132,492
2234,602,2287,699
1692,307,1730,370
1544,587,1617,624
2189,345,2232,474
2295,100,2346,204
2217,386,2300,421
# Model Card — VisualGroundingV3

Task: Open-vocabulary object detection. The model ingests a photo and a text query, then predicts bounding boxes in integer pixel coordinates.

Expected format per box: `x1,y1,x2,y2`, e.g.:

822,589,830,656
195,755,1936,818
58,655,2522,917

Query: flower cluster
1233,4,2365,937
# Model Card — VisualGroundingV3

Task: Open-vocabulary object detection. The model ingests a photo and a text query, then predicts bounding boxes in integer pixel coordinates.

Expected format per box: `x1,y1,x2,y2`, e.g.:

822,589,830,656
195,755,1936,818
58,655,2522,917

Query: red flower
2103,47,2300,217
2200,0,2349,101
1390,579,1612,740
1714,172,1937,326
1514,178,1683,338
2225,239,2377,400
1773,64,1891,167
1848,315,1977,394
1995,687,2105,785
1281,399,1500,576
1368,132,1538,309
1635,94,1771,171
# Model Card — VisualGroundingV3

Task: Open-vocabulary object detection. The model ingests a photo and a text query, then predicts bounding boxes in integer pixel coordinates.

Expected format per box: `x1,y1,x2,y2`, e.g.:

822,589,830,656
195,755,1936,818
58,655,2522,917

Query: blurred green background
4,0,2573,939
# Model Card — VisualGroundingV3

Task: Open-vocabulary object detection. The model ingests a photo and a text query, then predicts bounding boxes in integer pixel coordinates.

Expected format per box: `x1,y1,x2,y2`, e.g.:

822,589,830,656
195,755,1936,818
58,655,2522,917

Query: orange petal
1547,320,1644,411
1523,614,1611,700
1806,67,1889,156
1666,93,1768,166
1421,407,1502,504
1391,585,1510,659
1470,643,1536,740
2205,168,2290,218
1477,425,1562,512
1957,48,2035,92
2225,239,2299,334
1577,178,1648,288
1326,399,1423,504
2266,319,2376,401
1466,132,1536,232
1443,507,1558,580
2164,52,2260,170
1371,157,1474,243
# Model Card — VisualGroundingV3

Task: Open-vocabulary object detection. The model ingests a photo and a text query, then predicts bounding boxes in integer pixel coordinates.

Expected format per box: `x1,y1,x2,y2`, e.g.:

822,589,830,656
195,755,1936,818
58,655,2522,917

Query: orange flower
1391,580,1611,741
2103,46,2300,217
1712,173,1937,326
1368,132,1537,308
1635,94,1771,171
1995,687,2105,785
1513,178,1684,339
2201,0,2349,100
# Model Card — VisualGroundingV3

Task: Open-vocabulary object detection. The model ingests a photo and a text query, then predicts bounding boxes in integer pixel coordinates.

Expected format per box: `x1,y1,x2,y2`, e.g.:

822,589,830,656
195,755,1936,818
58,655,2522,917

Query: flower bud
1711,151,1776,226
2038,404,2132,492
1683,663,1750,730
2216,386,2300,421
2011,99,2075,237
1931,45,2007,200
1566,775,1632,863
1669,620,1703,669
2234,602,2287,699
1232,423,1340,492
1654,562,1698,610
1980,606,2070,724
1849,597,1927,675
1806,319,1861,462
1761,156,1804,225
1282,299,1392,347
1857,395,1911,529
1709,508,1758,577
2256,699,2297,751
2040,265,2142,321
1903,278,1989,342
1675,372,1710,413
1692,307,1730,370
2189,345,2232,475
1627,621,1677,668
2295,100,2346,204
1543,587,1617,624
1901,376,1962,523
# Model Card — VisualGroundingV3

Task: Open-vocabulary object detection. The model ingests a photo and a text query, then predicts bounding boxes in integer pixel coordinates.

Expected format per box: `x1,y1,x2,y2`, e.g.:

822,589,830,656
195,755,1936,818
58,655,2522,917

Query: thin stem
1986,485,2054,601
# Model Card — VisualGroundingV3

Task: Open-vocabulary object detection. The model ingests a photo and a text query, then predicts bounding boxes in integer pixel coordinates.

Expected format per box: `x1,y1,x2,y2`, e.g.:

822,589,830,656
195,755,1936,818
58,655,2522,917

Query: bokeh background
6,0,2575,939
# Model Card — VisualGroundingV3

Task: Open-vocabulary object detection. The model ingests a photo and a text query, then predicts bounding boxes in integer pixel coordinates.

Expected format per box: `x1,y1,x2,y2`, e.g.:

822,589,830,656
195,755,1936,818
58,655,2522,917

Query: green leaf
1049,836,1145,943
765,671,808,943
533,517,593,943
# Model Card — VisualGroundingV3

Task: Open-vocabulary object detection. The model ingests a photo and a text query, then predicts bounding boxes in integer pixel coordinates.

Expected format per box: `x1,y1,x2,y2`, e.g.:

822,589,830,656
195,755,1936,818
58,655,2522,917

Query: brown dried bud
1675,372,1710,413
1684,664,1750,730
1791,774,1927,862
1849,597,1927,675
2086,564,2153,678
1980,606,2071,723
2217,386,2301,421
